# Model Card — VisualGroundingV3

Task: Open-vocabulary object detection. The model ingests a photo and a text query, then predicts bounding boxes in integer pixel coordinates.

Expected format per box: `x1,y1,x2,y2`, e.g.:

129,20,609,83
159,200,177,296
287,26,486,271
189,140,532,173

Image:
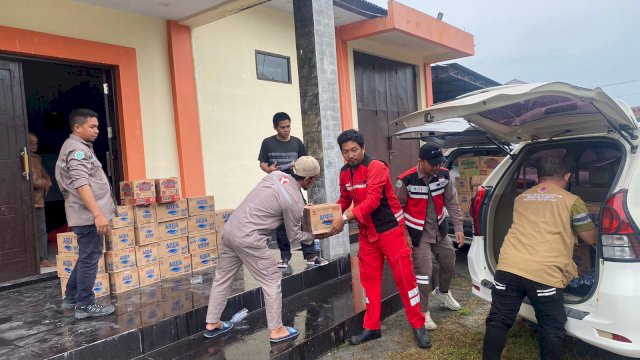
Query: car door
394,82,639,145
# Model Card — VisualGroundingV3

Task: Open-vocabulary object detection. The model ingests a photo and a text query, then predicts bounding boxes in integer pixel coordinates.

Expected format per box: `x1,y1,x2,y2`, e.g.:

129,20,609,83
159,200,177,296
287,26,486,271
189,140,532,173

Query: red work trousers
358,226,425,330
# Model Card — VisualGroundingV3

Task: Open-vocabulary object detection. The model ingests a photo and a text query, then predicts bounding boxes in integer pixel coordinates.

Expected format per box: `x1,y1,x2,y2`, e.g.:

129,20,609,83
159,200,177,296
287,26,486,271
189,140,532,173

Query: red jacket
337,154,405,242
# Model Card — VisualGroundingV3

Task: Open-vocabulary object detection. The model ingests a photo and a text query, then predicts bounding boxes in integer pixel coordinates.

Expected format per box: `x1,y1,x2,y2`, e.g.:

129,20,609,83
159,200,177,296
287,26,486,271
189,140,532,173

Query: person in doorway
258,112,325,269
396,143,464,330
327,129,431,349
204,156,329,343
29,132,54,267
482,157,597,360
55,108,116,319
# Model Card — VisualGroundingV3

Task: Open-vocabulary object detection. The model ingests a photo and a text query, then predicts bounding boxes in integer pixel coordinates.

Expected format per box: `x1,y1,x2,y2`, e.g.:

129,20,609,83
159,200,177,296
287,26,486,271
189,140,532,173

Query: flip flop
203,321,233,338
269,326,299,343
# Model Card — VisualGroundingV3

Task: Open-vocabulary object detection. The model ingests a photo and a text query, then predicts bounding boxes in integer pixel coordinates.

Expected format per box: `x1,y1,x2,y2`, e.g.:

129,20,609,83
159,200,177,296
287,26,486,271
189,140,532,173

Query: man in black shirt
258,112,327,269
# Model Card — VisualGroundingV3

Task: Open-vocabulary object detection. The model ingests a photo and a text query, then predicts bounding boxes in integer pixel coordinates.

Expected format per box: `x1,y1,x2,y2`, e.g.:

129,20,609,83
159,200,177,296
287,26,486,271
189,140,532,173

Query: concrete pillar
293,0,349,260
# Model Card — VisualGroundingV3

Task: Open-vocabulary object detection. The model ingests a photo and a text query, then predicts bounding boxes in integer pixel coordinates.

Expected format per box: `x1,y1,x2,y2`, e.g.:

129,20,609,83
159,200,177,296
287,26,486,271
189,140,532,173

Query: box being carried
156,200,188,222
105,248,137,272
159,254,192,279
120,180,157,206
60,272,110,298
188,196,215,216
155,177,181,203
133,204,157,225
105,226,136,251
57,232,78,255
302,203,342,235
188,213,215,234
109,269,140,294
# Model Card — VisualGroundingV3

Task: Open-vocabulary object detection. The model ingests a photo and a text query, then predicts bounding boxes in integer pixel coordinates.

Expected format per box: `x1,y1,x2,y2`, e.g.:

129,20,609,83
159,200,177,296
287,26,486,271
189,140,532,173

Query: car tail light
600,190,640,261
469,186,487,236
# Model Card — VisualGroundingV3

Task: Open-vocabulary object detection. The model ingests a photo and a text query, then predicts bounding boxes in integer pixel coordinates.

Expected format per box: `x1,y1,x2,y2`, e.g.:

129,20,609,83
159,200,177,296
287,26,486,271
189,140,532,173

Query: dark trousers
275,223,317,261
483,270,567,360
65,225,104,306
35,208,48,261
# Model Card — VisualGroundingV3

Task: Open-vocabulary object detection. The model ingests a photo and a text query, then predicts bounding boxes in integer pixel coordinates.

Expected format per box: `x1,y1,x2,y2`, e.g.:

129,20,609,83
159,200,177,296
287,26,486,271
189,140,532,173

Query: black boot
349,329,381,345
413,327,432,349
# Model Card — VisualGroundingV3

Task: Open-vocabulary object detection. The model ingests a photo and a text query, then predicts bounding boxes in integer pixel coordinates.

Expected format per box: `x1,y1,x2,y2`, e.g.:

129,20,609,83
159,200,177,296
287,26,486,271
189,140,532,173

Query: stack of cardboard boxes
187,196,218,273
57,232,109,298
454,156,505,221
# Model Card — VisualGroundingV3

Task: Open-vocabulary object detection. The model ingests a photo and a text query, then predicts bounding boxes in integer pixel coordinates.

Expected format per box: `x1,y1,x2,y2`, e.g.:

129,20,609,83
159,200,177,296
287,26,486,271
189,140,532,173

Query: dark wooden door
354,52,420,180
0,60,37,282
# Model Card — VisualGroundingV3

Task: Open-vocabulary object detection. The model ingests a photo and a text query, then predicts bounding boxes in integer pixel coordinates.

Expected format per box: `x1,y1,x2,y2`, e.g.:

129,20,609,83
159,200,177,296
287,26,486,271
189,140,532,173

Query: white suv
397,82,640,358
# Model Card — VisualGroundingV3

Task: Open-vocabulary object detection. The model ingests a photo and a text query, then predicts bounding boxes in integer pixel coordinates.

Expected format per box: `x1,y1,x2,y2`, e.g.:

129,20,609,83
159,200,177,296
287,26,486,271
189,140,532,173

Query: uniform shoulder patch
74,151,85,160
396,179,403,188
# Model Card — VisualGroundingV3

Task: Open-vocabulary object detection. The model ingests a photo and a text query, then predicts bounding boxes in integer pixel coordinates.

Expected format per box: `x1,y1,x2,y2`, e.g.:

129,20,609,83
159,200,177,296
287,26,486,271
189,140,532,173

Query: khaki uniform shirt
55,134,116,227
223,171,314,248
396,166,464,243
497,183,595,288
31,153,51,208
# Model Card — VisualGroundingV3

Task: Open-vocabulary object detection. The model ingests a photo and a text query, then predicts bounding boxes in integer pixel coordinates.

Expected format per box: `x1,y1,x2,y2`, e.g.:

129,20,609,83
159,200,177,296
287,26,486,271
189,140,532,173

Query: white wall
0,0,179,179
192,5,303,208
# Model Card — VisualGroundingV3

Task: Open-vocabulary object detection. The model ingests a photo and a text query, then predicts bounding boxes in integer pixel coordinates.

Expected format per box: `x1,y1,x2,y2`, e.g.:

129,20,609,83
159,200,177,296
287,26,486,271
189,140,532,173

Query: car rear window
476,95,599,126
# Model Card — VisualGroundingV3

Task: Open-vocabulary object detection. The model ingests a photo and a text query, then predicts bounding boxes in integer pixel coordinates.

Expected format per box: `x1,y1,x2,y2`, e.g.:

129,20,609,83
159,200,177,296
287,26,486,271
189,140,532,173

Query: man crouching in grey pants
204,156,329,343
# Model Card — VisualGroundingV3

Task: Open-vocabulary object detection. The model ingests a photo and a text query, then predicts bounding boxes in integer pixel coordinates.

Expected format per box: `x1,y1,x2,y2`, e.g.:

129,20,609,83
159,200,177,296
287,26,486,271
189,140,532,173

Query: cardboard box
161,293,193,318
133,204,157,225
188,196,215,216
60,272,110,298
105,248,137,272
140,286,162,304
479,156,505,172
105,226,136,251
457,157,480,177
138,262,161,287
158,237,189,260
214,208,234,229
191,249,218,271
156,199,188,222
120,179,157,206
136,243,159,266
158,218,188,240
159,254,192,279
573,243,592,275
188,232,216,253
134,223,159,246
187,213,215,234
453,177,471,192
457,192,473,208
155,177,181,203
112,205,135,229
302,203,342,235
57,232,78,255
57,254,105,278
470,175,488,187
109,269,140,294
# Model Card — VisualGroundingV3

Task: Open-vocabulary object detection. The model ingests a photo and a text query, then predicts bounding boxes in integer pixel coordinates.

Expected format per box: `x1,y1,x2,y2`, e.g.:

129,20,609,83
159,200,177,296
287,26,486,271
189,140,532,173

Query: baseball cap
293,156,321,178
419,143,446,166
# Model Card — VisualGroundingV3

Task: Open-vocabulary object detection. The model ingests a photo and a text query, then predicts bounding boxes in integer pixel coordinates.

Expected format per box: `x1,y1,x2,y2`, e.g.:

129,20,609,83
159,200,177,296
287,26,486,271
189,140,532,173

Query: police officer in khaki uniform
55,108,116,319
482,158,597,359
204,156,328,343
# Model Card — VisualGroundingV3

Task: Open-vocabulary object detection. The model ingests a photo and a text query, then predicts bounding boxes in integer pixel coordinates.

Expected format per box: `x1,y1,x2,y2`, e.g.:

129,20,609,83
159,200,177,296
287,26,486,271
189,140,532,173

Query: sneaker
61,296,76,310
74,303,115,320
424,311,437,330
431,287,461,311
276,259,291,269
306,256,329,267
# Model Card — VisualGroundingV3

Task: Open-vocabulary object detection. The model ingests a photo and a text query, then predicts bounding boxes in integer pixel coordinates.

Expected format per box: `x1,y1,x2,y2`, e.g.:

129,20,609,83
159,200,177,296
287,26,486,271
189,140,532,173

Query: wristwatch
342,214,349,224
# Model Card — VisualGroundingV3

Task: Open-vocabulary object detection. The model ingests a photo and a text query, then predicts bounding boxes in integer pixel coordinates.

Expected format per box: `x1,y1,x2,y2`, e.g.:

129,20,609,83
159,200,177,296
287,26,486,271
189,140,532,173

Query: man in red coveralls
328,129,431,349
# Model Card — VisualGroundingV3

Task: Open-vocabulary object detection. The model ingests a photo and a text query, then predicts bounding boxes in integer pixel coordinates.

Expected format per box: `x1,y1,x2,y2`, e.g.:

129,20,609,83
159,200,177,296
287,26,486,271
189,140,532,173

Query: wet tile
71,329,142,360
281,273,304,298
141,317,179,353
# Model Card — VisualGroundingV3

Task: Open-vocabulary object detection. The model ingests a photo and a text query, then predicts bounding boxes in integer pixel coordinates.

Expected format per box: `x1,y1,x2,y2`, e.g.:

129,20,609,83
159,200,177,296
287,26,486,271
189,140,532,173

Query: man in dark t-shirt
258,112,327,269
